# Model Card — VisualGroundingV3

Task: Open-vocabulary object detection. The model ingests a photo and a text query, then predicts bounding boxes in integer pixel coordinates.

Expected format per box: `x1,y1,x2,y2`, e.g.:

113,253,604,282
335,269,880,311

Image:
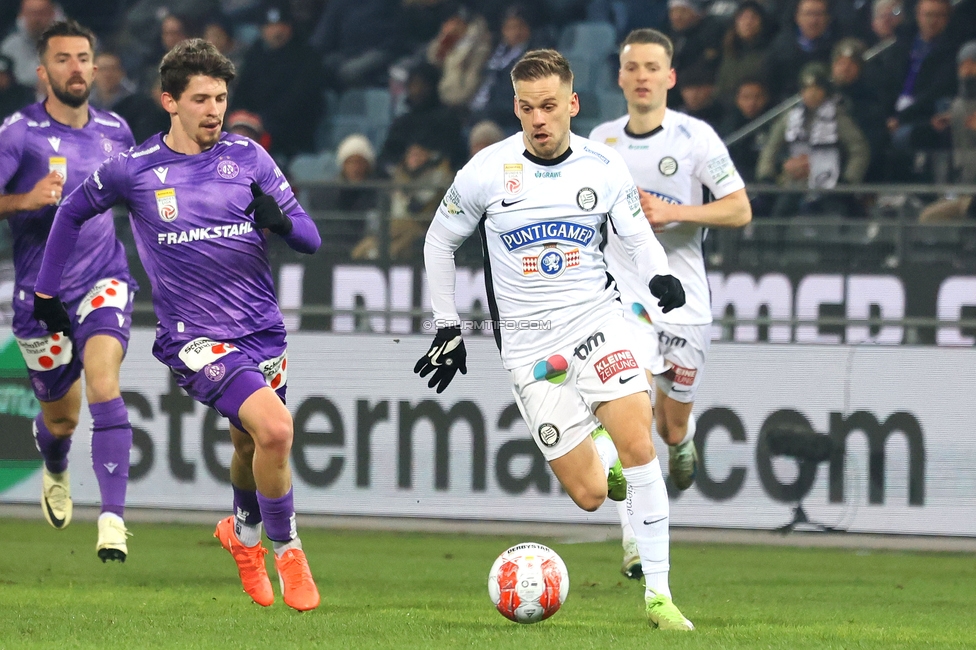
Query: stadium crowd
2,0,975,238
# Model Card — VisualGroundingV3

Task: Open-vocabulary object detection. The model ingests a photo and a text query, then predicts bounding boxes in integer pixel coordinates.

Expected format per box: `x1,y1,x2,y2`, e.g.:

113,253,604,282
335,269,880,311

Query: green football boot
646,591,695,631
592,426,626,501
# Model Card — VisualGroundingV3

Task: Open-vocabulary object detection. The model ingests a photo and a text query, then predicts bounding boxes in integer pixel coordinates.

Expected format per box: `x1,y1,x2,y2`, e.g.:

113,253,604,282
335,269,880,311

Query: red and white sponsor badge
178,338,238,372
259,351,288,389
16,332,73,372
594,349,639,383
76,278,129,324
668,364,697,386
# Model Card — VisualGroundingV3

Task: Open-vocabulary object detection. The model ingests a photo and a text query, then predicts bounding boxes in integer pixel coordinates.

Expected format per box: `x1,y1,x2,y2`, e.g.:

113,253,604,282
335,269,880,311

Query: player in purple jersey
33,39,322,611
0,21,138,563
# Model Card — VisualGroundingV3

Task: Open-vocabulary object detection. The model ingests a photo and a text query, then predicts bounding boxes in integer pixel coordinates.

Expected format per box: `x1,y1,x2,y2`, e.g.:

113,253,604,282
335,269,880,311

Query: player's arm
0,115,65,219
644,127,752,230
610,176,686,313
248,146,321,254
34,158,126,304
415,169,483,393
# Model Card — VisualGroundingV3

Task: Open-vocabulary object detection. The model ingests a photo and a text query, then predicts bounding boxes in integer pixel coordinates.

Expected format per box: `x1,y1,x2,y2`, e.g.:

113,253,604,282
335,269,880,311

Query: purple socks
33,413,71,474
257,488,297,542
90,397,132,517
233,485,262,525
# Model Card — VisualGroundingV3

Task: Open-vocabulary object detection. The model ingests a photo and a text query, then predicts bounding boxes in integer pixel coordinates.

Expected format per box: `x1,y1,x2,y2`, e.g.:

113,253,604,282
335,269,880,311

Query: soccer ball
487,542,569,624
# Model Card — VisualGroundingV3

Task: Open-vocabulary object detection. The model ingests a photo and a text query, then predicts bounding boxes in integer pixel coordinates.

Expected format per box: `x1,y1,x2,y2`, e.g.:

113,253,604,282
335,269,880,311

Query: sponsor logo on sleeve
155,188,178,221
500,221,596,251
583,146,609,164
439,186,465,217
626,186,641,217
706,154,738,186
594,349,639,383
504,163,523,194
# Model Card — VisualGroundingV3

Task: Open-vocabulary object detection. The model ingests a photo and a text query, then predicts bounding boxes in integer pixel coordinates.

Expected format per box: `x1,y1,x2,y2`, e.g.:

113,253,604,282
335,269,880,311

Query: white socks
673,416,696,448
235,520,262,547
273,537,303,556
616,500,635,546
622,458,671,599
593,432,619,476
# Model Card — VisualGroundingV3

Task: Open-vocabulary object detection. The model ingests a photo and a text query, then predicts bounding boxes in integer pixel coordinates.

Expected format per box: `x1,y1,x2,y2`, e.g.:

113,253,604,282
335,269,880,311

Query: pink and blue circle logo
533,354,568,384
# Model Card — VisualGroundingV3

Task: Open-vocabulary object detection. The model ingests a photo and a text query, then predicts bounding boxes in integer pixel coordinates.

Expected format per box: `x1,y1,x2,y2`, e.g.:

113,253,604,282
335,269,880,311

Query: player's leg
654,388,698,490
237,385,319,611
213,424,274,607
35,380,82,529
546,436,610,512
83,334,133,562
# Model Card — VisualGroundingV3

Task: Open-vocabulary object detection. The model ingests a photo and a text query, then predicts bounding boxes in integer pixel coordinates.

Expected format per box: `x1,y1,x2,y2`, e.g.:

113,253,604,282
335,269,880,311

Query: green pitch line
0,519,974,649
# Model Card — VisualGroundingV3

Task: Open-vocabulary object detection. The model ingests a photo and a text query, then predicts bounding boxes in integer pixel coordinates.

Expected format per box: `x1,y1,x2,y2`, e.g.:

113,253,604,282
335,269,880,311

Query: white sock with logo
235,520,262,548
616,500,636,545
593,431,619,476
622,458,671,599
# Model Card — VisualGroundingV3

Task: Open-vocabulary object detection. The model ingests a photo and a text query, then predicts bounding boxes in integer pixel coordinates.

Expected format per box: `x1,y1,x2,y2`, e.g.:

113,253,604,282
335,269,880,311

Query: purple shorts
16,277,135,402
152,323,288,432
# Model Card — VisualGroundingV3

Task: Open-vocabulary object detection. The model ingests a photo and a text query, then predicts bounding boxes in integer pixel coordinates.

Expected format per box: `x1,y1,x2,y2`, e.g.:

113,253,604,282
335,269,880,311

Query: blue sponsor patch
646,190,683,205
500,220,596,251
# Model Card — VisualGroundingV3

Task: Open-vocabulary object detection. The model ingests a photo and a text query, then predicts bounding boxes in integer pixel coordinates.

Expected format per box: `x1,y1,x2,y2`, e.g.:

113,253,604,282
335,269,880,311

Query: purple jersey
36,132,320,340
0,102,135,338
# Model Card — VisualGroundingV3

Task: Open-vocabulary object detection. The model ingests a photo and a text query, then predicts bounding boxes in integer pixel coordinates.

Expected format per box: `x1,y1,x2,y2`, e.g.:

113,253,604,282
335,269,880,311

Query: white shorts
510,315,651,461
625,308,710,404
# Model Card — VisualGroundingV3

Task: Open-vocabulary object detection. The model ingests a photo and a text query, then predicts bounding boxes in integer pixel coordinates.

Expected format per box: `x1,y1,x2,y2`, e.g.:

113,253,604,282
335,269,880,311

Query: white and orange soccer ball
488,543,569,624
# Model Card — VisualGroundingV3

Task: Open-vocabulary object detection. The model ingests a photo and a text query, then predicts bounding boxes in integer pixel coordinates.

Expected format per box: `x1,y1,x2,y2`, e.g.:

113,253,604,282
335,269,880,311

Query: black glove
414,327,467,393
245,182,293,235
33,294,71,335
649,274,686,313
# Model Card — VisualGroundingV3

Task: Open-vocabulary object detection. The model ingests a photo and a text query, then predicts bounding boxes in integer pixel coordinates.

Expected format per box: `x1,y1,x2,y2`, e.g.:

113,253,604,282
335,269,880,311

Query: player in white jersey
415,49,694,631
591,29,752,579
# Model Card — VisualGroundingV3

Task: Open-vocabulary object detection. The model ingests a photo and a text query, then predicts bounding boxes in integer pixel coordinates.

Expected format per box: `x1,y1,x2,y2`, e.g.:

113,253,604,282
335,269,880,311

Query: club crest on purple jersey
101,139,113,155
217,160,240,179
204,362,226,382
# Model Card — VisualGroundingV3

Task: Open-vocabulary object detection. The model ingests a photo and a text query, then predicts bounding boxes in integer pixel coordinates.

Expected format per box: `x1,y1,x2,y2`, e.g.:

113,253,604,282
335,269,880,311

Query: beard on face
50,75,90,108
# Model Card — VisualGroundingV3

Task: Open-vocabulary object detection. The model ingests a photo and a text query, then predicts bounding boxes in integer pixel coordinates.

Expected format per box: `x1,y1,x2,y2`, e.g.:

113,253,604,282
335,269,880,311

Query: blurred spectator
90,51,167,144
720,77,771,183
233,2,324,159
379,62,465,173
426,6,492,108
311,0,398,90
870,0,904,43
586,0,669,42
666,0,724,83
136,12,199,90
0,53,34,119
831,38,887,180
878,0,956,181
0,0,58,87
203,13,245,72
468,119,505,158
226,109,273,151
921,41,976,221
399,0,462,56
716,1,773,107
757,63,870,216
764,0,840,102
352,132,453,261
334,134,378,209
677,64,724,129
467,4,532,133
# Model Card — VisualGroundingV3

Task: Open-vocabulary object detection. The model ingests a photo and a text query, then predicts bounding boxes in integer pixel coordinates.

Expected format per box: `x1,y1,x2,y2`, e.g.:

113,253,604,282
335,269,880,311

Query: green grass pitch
0,519,974,649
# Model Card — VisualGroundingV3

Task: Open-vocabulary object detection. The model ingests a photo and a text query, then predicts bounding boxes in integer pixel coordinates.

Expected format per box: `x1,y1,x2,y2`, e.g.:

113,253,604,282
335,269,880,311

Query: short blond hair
510,49,573,87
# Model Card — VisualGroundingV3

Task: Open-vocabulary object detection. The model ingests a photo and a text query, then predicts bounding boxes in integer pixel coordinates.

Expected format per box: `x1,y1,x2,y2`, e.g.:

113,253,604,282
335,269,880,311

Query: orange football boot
275,548,320,611
214,516,274,606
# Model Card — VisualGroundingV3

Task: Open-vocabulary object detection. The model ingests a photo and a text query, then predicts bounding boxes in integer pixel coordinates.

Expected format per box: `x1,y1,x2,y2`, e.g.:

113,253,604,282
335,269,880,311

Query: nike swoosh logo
44,498,66,528
619,375,638,384
643,516,667,525
500,198,526,207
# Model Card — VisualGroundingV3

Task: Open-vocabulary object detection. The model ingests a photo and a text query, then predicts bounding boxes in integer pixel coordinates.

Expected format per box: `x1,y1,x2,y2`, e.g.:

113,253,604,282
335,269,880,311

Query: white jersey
590,110,745,325
430,132,669,369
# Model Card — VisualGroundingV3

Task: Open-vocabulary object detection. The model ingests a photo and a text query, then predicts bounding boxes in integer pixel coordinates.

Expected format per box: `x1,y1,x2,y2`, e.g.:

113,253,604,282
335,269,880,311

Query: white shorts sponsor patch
178,338,238,372
259,351,288,389
16,333,73,372
76,278,129,324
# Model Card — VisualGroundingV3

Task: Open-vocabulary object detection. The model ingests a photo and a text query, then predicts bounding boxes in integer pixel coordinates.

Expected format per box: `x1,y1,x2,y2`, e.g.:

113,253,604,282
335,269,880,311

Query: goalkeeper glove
649,274,686,313
245,182,293,235
33,294,71,335
414,327,467,393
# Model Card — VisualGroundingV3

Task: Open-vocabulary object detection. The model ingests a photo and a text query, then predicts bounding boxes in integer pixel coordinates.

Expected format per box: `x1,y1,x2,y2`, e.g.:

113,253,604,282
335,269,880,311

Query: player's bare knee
85,375,121,405
571,486,606,512
255,418,293,456
47,416,78,438
615,433,653,468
